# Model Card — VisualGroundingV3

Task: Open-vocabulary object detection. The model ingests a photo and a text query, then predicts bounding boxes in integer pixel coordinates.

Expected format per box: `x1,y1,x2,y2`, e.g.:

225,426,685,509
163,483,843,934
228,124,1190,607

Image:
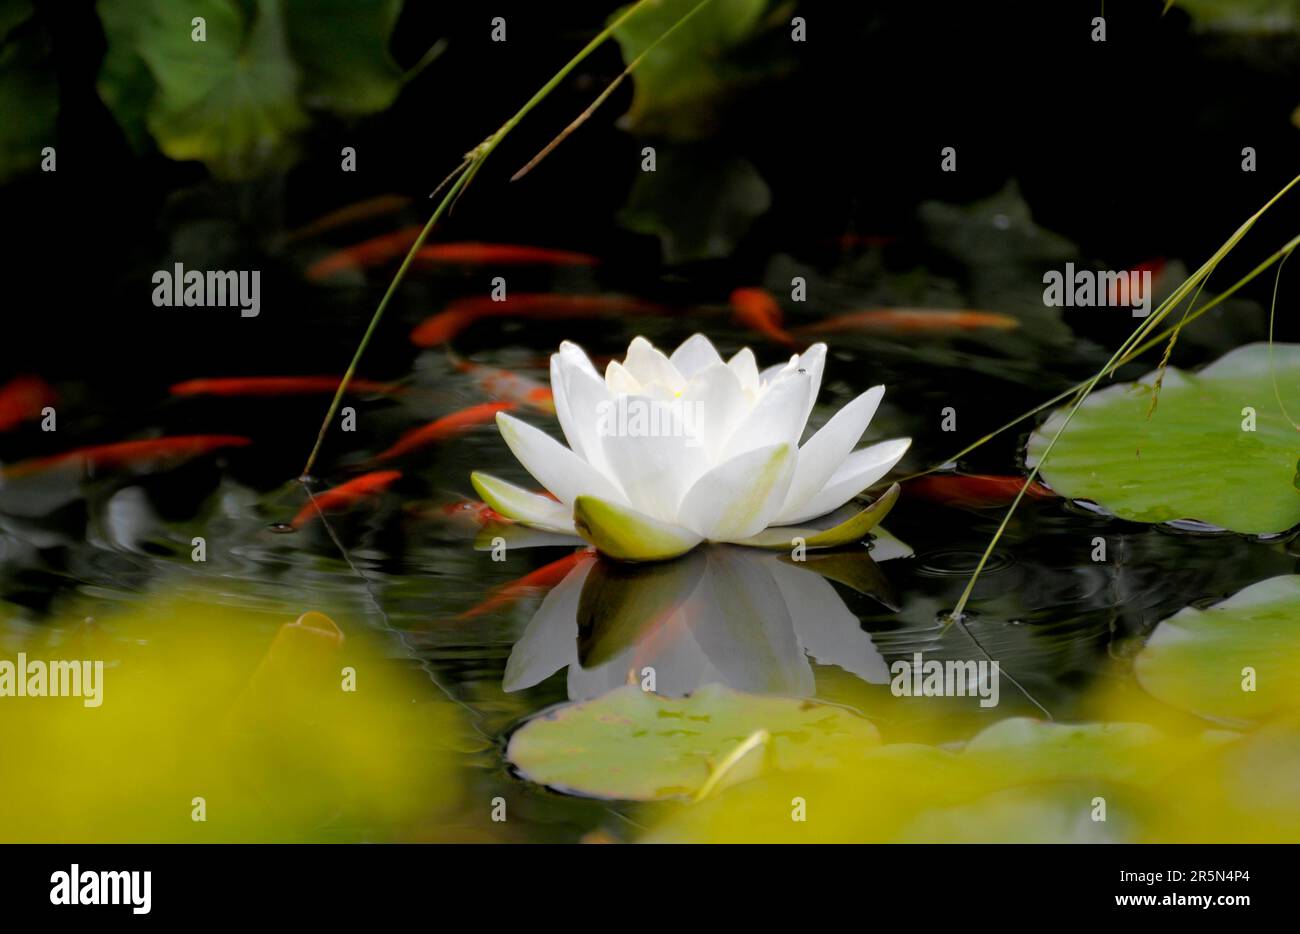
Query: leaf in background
507,683,880,800
619,147,770,263
1026,343,1300,535
609,0,772,140
1172,0,1300,35
1136,575,1300,723
284,0,404,115
0,1,57,183
99,0,307,179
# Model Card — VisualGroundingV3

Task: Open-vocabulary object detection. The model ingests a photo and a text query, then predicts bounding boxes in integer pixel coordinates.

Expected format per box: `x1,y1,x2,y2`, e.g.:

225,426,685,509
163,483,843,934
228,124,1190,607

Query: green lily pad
618,148,770,264
1135,575,1300,724
1026,343,1300,535
0,3,57,182
609,0,773,140
99,0,306,179
506,683,880,801
962,718,1167,785
283,0,404,115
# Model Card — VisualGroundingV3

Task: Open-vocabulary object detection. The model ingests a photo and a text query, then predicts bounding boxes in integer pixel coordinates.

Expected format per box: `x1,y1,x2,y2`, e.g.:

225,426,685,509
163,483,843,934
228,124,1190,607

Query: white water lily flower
471,334,911,562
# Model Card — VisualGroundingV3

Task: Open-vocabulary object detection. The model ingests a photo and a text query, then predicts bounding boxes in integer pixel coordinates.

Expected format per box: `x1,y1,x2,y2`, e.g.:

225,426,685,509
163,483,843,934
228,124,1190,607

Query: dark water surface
3,0,1298,842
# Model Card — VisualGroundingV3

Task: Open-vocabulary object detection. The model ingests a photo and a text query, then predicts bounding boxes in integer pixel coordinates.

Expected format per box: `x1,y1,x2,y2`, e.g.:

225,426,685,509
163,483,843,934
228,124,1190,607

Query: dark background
4,0,1297,388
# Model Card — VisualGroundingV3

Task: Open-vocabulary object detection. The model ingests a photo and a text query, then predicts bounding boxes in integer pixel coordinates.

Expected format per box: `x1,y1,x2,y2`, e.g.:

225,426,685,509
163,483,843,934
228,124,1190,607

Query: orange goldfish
170,376,401,398
281,194,411,244
799,308,1019,335
449,352,554,414
1,435,251,480
291,470,402,529
305,226,423,280
373,402,516,462
458,549,593,619
907,474,1055,508
0,375,57,432
414,242,596,267
410,294,672,347
729,287,796,347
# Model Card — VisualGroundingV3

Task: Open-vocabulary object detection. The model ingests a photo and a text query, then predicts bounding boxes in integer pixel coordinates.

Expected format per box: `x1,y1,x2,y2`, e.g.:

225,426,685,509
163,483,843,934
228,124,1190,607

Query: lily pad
283,0,404,115
99,0,306,179
962,718,1167,785
0,3,57,182
609,0,772,140
1135,575,1300,723
506,683,880,800
618,148,771,264
1026,343,1300,534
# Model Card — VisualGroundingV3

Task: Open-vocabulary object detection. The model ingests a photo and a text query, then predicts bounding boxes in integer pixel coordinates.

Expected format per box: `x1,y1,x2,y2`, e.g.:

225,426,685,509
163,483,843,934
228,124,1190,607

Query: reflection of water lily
504,544,904,700
471,335,910,561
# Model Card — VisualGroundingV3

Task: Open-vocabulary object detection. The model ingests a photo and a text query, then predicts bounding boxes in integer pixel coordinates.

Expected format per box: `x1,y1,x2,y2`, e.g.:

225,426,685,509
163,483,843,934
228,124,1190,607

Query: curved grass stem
299,0,683,478
942,173,1300,626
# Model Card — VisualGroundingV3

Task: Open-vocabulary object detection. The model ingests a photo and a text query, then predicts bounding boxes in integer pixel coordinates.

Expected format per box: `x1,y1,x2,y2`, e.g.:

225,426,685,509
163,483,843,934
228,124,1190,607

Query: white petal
558,357,616,475
496,412,626,507
558,340,599,377
796,343,827,429
777,385,884,524
470,471,575,534
669,333,724,379
759,355,799,385
623,336,685,391
727,347,760,395
781,437,910,525
681,362,750,463
604,360,643,395
677,442,797,540
600,397,710,522
572,495,703,561
723,368,814,457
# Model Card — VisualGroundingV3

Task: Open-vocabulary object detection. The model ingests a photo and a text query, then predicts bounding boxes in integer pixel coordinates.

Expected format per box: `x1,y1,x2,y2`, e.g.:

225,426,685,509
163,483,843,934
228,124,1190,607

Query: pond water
3,1,1299,843
3,166,1296,842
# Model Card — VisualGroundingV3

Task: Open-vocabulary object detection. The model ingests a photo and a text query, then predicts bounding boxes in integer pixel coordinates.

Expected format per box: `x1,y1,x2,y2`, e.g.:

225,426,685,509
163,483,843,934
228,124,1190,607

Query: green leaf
1026,343,1300,534
99,0,307,179
506,683,881,800
962,718,1167,785
1172,0,1300,35
618,148,770,263
283,0,404,115
609,0,772,140
1135,575,1300,723
0,3,57,182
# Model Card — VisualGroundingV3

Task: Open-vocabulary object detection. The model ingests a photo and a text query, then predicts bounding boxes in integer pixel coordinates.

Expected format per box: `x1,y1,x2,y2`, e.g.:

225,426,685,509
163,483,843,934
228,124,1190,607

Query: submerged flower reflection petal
504,545,897,700
473,335,911,561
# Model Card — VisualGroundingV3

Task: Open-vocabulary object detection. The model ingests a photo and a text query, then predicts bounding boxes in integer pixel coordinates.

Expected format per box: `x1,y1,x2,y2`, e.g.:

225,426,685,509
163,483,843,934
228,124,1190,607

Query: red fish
907,474,1055,509
430,499,510,532
799,308,1019,335
170,376,402,398
410,294,673,347
729,287,796,347
291,470,402,529
458,549,593,619
1,435,251,480
306,226,423,280
0,375,57,432
1106,259,1166,307
413,242,596,267
449,353,554,414
373,402,515,462
281,194,411,244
